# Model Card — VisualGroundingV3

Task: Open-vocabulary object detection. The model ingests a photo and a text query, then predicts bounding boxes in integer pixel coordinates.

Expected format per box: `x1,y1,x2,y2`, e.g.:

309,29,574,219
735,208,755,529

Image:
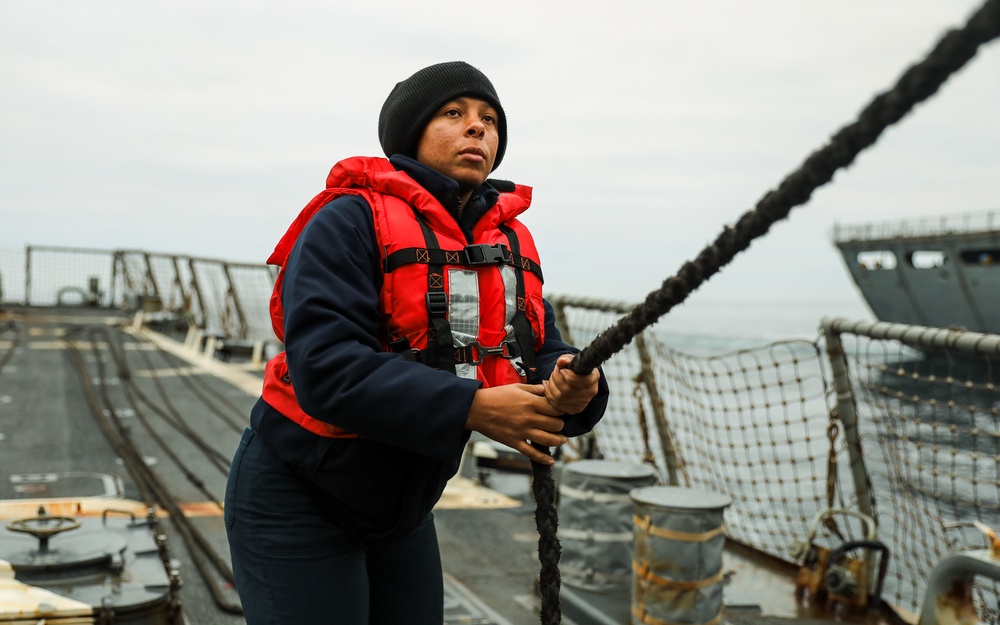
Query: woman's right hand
465,384,568,465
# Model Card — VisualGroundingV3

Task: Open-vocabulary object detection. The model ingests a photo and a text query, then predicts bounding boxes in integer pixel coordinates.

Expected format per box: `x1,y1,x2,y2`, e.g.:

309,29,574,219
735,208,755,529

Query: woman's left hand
543,353,600,415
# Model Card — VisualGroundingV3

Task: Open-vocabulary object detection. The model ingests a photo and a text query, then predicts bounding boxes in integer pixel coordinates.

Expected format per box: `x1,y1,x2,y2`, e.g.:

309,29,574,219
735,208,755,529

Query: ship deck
0,304,898,625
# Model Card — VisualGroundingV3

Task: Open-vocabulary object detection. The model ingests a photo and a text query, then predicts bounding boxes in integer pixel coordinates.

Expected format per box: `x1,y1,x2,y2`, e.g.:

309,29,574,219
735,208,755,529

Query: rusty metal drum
630,486,731,625
558,460,660,593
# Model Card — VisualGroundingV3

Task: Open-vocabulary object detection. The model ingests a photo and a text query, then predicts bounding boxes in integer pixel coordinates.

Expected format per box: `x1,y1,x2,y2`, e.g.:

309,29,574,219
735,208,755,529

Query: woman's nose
466,120,485,138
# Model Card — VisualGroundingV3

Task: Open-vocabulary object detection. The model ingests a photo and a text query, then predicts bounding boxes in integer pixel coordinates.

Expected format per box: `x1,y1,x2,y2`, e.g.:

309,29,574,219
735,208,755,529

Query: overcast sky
2,1,997,336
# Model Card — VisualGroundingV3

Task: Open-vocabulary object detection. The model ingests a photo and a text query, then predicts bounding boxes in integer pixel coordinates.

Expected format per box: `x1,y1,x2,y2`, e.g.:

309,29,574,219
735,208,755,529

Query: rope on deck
532,1,1000,622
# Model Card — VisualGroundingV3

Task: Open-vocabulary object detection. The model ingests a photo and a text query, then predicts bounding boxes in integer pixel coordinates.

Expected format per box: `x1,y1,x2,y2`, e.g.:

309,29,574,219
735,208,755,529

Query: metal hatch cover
0,521,126,575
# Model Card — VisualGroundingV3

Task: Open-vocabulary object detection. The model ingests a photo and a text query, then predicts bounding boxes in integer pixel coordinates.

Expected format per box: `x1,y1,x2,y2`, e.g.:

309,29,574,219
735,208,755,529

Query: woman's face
416,97,499,193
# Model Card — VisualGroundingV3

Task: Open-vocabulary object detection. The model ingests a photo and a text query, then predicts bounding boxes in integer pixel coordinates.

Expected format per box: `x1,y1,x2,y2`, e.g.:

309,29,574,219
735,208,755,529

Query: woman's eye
482,114,496,124
444,108,461,117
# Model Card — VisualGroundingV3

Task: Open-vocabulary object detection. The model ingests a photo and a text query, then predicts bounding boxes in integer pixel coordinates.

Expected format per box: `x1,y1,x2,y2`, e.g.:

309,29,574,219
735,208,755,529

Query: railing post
24,246,32,306
187,258,207,330
119,250,140,300
634,333,682,486
143,252,160,300
109,252,120,307
170,255,190,313
221,263,249,340
822,322,881,602
820,322,876,523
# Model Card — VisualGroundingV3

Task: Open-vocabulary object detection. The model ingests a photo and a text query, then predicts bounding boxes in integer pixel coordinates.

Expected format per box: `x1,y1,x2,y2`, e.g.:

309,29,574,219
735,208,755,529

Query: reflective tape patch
500,265,526,377
448,269,480,380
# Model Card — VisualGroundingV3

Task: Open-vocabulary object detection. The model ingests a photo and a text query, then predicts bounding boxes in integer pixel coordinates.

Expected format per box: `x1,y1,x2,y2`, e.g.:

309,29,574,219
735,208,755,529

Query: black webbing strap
413,215,457,375
385,244,543,281
395,339,524,366
499,224,541,384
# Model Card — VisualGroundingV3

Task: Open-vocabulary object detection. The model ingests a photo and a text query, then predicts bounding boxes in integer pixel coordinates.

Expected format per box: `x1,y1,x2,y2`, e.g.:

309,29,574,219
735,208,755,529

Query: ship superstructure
834,210,1000,333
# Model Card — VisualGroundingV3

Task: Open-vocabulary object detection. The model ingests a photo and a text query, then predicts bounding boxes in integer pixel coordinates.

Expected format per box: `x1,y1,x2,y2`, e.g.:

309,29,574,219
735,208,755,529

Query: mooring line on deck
530,2,1000,621
63,323,244,616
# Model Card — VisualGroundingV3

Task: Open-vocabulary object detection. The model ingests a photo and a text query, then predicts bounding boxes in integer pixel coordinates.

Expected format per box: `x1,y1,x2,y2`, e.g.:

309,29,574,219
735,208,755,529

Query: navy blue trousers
225,427,444,625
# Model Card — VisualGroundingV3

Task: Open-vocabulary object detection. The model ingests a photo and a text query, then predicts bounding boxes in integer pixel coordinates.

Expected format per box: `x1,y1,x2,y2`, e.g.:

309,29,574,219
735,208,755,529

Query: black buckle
426,292,448,317
400,348,421,362
464,244,511,265
460,340,521,365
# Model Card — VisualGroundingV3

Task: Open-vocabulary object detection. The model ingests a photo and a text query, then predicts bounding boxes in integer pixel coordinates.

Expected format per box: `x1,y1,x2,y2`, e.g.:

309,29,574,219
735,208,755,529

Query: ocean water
637,296,873,353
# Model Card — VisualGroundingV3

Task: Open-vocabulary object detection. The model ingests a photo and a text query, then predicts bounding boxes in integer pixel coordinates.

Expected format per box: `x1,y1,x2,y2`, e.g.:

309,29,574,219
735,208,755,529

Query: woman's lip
459,147,486,160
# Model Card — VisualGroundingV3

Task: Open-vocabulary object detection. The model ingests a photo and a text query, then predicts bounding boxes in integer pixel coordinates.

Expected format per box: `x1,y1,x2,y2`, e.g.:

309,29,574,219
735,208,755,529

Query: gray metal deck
1,304,890,625
0,306,547,625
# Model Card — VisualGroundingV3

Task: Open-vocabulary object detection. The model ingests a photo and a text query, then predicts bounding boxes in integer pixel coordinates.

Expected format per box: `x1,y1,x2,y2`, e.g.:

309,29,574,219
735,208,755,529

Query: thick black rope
532,1,1000,622
571,0,1000,375
531,442,562,625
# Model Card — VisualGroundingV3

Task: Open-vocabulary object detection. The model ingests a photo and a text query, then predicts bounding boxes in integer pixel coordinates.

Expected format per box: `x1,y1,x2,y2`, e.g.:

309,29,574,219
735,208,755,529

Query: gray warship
835,209,1000,334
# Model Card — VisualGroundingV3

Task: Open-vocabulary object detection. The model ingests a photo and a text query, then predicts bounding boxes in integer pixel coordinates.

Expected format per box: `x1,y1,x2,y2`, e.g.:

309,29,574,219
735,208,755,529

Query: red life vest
261,156,546,438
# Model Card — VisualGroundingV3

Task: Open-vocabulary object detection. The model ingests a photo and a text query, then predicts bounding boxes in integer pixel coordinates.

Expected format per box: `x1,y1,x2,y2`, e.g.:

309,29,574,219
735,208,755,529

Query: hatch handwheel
6,515,82,552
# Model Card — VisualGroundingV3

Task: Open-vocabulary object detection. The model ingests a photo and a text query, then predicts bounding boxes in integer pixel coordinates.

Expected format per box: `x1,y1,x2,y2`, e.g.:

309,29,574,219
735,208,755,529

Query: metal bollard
631,487,731,625
560,460,660,592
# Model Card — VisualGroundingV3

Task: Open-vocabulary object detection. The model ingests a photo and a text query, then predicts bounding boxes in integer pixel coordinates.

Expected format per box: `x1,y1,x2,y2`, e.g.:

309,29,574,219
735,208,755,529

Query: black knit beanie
378,61,507,171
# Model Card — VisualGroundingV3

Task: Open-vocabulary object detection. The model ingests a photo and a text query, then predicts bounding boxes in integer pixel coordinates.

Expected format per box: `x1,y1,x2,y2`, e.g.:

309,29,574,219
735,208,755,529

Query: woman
225,61,609,625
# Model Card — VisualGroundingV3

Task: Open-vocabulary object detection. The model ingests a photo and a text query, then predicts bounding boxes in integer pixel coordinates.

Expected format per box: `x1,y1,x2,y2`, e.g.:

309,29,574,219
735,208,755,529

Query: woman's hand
543,354,600,415
466,384,567,465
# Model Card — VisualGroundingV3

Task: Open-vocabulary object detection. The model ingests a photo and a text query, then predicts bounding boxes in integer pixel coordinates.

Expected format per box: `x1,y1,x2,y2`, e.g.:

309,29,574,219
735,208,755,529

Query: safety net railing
549,295,999,623
0,246,278,349
550,295,850,566
822,318,1000,623
1,245,117,308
